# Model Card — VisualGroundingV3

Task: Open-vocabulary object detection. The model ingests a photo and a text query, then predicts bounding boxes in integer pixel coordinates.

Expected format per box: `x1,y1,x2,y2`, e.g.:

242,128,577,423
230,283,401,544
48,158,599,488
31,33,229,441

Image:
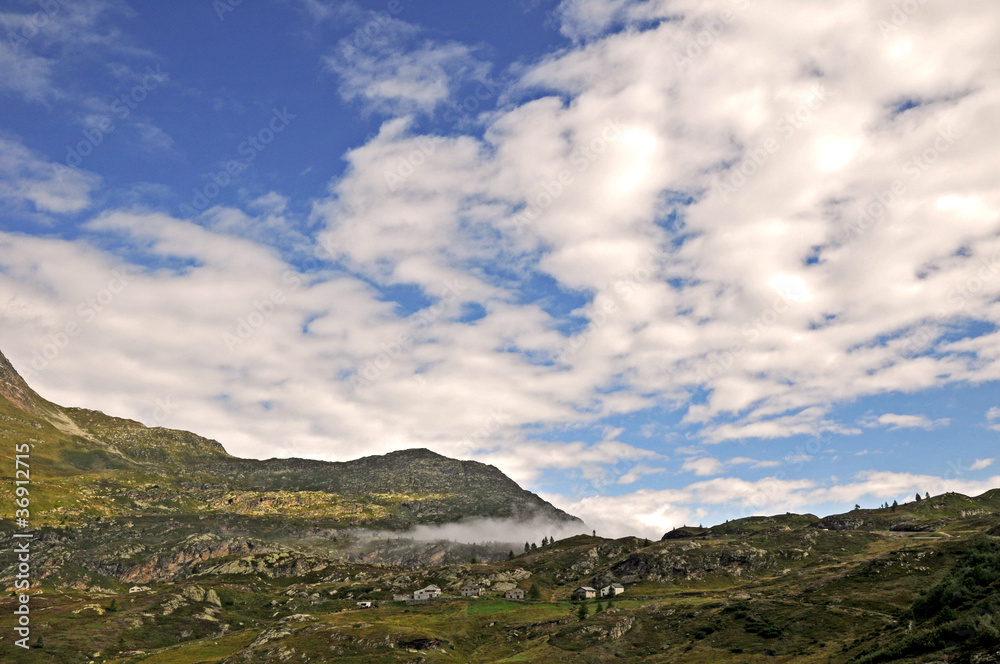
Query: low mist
365,516,592,546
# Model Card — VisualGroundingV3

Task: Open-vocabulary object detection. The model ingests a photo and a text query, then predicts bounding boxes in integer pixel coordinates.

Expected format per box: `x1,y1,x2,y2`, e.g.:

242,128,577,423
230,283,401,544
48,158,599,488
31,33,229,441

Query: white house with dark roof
413,584,442,601
600,583,625,597
574,586,597,599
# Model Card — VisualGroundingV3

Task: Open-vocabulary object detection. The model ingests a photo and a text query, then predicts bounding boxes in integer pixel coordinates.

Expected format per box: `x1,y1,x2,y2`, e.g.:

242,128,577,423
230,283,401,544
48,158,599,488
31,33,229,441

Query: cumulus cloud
554,0,674,41
275,0,1000,451
0,1,149,103
546,469,1000,538
987,407,1000,431
682,457,724,476
0,40,54,101
865,413,951,430
0,137,100,214
617,464,666,484
323,18,490,115
971,459,995,471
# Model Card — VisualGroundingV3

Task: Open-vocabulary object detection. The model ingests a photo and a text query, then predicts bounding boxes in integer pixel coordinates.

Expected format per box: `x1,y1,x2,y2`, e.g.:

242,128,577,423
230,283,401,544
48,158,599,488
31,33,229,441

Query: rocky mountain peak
0,347,41,413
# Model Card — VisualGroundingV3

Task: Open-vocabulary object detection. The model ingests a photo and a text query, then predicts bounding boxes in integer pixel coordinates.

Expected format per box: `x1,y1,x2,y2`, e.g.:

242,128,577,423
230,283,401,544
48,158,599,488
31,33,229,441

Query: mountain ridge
0,347,43,414
0,346,581,527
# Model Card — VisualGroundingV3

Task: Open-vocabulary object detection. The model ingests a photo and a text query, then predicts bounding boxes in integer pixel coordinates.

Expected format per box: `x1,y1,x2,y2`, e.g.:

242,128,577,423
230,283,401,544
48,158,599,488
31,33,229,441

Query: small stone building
505,588,525,600
413,584,442,601
600,583,625,597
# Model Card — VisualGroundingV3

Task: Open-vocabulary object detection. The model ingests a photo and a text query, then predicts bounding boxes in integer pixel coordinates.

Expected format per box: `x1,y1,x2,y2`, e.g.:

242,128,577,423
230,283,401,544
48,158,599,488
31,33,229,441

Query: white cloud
308,0,1000,448
546,469,1000,539
866,413,951,430
477,440,660,486
0,1,151,103
729,457,782,469
971,458,995,471
0,137,100,214
323,18,490,115
617,464,666,484
0,40,55,101
682,457,724,476
554,0,673,41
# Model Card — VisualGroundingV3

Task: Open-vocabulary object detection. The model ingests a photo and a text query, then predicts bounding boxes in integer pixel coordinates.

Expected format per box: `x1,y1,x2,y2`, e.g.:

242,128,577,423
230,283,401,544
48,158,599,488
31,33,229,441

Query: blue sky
1,0,999,537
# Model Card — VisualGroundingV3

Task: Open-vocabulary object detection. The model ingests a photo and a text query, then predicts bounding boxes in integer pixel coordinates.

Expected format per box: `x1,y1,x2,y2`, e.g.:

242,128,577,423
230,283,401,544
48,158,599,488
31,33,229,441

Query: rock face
816,516,865,531
92,536,264,583
0,349,41,413
661,529,700,540
889,521,937,532
597,543,771,585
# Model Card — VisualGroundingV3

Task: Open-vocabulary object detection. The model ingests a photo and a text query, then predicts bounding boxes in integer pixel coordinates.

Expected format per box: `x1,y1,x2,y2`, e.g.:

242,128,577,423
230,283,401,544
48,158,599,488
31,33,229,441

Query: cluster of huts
384,584,525,603
389,584,443,603
458,584,525,600
355,582,625,608
573,583,625,599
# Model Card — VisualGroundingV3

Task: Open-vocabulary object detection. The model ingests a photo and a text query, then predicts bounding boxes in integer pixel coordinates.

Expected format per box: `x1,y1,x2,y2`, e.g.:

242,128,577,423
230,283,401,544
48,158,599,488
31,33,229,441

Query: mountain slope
4,484,1000,663
0,348,43,414
0,348,580,528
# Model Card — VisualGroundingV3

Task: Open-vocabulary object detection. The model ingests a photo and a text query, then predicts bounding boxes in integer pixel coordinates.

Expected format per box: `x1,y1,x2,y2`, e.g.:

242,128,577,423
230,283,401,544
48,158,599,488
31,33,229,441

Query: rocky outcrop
92,535,264,583
661,529,700,540
204,551,330,579
597,543,771,585
889,521,937,532
0,349,42,413
815,516,865,531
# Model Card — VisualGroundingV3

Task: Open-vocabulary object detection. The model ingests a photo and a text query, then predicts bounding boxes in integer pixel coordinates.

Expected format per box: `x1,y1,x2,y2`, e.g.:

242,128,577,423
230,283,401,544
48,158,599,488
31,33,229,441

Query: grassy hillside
0,349,579,531
3,494,1000,663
